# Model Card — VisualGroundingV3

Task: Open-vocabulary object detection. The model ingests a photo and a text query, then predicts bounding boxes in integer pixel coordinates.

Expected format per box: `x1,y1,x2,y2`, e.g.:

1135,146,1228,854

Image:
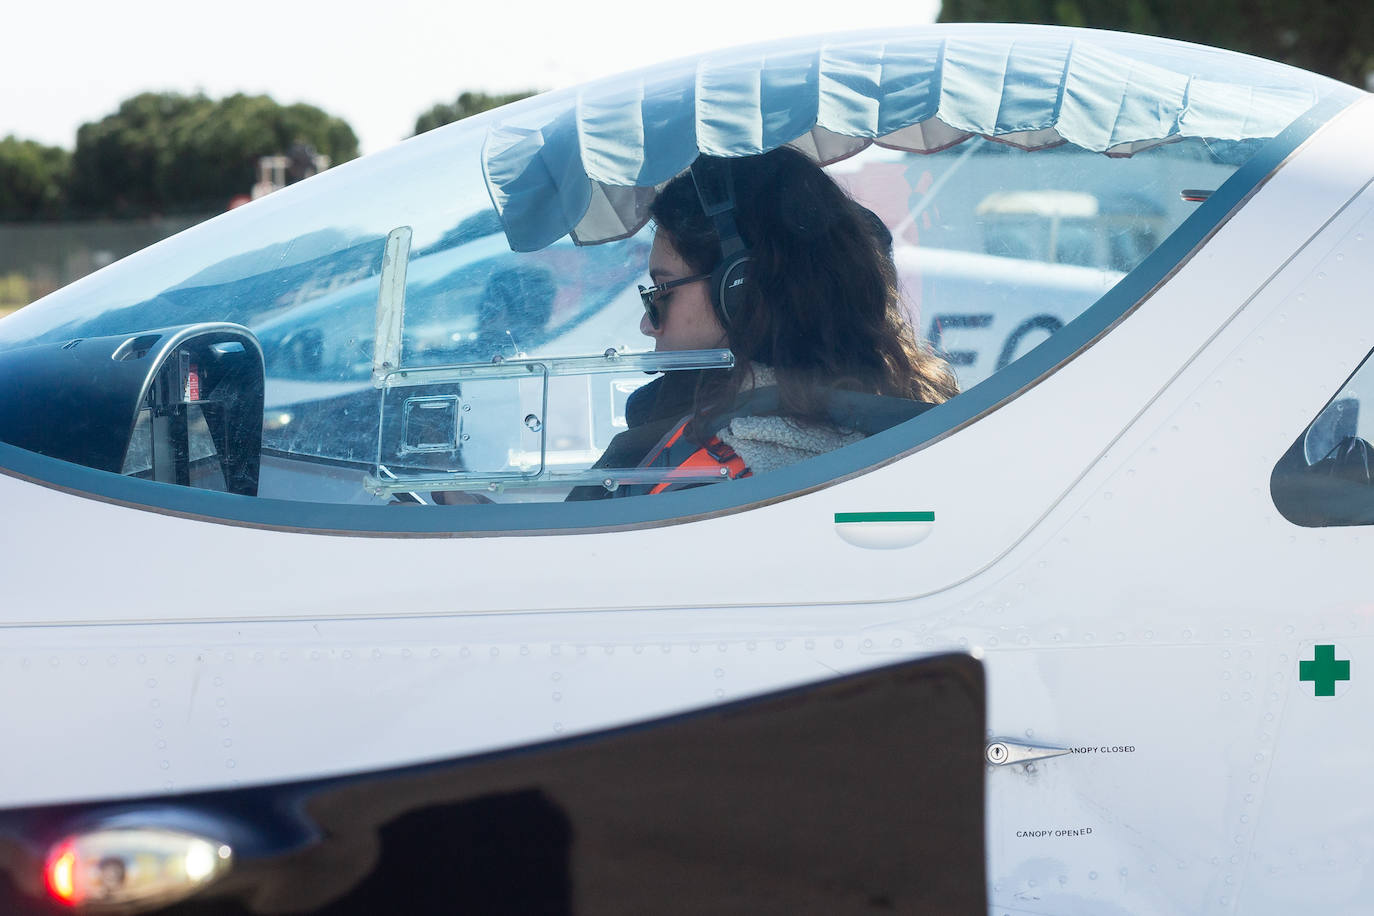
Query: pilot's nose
639,310,659,338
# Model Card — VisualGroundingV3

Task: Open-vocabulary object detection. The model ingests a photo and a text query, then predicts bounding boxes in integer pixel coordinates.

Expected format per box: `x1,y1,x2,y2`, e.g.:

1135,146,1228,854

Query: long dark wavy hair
648,146,958,425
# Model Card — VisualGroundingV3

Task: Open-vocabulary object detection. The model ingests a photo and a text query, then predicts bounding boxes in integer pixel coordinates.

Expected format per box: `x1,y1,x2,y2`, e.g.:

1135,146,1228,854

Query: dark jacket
567,371,933,500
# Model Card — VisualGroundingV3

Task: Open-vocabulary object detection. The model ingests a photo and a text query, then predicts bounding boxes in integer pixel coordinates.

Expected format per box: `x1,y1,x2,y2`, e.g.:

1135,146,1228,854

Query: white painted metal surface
1,51,1372,916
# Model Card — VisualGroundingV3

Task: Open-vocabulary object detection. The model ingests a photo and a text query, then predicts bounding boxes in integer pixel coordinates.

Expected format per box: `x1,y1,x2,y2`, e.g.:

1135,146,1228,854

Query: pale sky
4,1,940,157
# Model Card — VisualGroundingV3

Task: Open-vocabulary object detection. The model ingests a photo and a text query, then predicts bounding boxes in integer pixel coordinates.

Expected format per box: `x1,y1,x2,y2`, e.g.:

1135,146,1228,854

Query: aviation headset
689,158,753,326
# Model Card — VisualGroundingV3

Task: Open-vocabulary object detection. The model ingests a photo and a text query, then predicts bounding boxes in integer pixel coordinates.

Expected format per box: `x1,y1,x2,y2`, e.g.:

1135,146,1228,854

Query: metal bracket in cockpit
371,226,413,387
362,225,738,498
364,347,735,496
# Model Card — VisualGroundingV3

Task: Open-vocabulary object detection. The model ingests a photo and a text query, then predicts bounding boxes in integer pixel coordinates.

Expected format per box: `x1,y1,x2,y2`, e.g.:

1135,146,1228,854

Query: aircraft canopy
483,26,1337,251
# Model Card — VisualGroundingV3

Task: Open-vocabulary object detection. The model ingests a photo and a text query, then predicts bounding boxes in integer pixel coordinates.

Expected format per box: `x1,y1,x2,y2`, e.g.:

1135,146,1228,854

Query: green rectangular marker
834,511,934,523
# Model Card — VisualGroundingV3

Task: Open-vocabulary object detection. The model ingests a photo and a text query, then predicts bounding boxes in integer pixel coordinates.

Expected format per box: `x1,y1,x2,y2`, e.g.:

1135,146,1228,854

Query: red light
46,844,77,905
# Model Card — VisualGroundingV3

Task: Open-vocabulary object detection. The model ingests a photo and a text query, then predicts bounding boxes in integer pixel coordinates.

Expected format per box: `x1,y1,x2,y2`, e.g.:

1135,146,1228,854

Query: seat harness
637,415,752,495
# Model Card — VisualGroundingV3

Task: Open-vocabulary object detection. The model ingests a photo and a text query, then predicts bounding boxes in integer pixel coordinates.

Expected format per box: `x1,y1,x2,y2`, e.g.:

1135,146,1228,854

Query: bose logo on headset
690,158,753,325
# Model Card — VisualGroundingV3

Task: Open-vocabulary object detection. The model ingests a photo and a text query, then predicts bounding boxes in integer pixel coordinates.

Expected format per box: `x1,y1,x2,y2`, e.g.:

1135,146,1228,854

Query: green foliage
0,272,31,309
0,136,71,221
938,0,1374,88
69,92,360,217
413,90,539,136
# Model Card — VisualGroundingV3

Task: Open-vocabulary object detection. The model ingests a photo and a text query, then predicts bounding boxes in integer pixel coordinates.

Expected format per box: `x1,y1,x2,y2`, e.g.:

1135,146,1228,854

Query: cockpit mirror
0,323,264,496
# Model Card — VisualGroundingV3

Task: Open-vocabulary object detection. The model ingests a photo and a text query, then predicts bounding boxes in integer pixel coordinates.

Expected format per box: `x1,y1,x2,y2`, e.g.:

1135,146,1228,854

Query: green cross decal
1299,645,1350,697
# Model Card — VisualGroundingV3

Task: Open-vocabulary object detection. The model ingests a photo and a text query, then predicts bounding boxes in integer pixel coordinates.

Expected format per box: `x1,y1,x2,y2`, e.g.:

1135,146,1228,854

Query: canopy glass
0,25,1361,528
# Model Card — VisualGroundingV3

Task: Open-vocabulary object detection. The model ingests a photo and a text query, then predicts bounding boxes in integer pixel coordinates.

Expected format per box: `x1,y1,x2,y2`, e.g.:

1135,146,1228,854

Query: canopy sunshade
482,26,1333,252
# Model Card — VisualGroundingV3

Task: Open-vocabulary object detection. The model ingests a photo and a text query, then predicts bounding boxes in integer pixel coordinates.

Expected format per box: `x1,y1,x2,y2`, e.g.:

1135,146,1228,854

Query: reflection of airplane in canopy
1,22,1372,915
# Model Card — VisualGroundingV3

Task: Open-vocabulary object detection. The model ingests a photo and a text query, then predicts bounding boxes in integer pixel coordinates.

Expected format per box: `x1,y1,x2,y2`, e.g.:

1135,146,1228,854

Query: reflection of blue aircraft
255,229,644,382
249,228,646,474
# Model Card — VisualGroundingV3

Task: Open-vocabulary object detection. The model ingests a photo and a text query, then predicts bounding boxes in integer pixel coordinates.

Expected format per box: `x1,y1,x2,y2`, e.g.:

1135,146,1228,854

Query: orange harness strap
639,417,692,469
648,435,750,495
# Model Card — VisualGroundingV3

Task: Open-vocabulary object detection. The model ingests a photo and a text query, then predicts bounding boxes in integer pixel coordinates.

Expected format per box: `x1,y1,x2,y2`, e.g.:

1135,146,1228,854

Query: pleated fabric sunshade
482,25,1334,252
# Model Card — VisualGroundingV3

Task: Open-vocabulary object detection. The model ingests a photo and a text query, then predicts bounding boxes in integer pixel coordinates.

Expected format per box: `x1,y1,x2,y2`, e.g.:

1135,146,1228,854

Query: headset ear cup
711,253,752,325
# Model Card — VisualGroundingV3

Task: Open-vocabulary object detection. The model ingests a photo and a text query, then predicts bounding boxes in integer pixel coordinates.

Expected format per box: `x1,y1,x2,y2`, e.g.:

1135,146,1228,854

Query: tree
413,90,539,136
938,0,1374,89
0,136,70,221
69,92,360,217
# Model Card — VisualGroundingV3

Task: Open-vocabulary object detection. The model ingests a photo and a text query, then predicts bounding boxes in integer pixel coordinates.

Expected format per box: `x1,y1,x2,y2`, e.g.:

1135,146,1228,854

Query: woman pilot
570,145,958,499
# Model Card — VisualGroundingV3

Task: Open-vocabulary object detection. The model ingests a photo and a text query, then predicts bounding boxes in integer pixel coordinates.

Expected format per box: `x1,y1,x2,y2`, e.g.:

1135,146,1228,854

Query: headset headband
689,158,746,259
689,158,752,323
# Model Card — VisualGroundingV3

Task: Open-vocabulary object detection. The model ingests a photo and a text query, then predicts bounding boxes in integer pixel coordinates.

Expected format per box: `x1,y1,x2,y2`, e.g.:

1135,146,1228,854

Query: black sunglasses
638,273,710,329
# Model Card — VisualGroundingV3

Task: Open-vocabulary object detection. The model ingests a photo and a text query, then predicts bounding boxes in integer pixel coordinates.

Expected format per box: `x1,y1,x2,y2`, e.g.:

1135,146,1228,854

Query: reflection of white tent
976,191,1100,219
482,25,1339,251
